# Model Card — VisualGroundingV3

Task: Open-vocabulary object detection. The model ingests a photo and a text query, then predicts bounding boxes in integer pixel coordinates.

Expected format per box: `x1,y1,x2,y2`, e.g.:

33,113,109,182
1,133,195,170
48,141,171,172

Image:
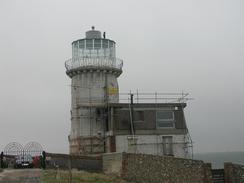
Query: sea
194,151,244,169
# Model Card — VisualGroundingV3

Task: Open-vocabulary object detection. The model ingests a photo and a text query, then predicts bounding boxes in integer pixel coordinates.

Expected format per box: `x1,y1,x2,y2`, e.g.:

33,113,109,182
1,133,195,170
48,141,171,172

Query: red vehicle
32,156,41,168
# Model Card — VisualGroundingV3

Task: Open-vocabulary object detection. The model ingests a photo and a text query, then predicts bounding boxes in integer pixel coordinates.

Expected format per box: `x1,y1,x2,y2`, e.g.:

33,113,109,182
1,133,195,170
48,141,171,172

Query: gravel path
0,169,41,183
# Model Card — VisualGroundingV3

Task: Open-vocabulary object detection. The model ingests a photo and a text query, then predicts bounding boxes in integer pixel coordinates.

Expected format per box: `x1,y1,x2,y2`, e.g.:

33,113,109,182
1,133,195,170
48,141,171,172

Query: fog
0,0,243,153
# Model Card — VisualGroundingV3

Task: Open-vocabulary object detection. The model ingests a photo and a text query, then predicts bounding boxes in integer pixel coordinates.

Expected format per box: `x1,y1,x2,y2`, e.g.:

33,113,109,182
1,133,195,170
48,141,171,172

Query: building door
162,136,173,156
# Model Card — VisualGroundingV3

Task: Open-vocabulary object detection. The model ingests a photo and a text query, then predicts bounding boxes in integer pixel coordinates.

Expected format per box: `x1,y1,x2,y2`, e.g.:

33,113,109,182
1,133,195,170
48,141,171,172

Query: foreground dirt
0,169,40,183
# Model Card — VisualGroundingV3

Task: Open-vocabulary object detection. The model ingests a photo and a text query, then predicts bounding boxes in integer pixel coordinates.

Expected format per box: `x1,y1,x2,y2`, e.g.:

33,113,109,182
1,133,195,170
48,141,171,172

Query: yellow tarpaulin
108,87,118,95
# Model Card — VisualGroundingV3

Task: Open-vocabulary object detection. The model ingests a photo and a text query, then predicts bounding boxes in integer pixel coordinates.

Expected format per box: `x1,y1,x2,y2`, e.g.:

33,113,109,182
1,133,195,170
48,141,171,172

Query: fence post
42,151,46,169
0,152,3,168
68,156,72,183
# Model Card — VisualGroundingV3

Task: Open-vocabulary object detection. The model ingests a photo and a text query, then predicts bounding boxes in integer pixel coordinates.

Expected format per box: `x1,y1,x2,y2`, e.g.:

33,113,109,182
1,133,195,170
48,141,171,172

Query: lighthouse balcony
65,57,123,72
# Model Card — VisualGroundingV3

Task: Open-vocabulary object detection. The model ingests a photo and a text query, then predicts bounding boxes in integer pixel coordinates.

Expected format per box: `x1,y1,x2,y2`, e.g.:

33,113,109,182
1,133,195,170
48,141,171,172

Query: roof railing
119,92,193,103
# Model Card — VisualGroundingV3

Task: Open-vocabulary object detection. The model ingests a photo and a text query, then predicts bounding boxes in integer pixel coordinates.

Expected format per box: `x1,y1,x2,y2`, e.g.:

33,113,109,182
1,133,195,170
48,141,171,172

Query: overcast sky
0,0,243,154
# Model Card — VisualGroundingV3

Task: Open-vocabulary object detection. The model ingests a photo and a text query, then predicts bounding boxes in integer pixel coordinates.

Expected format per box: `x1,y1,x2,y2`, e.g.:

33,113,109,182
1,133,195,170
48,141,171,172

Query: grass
41,169,132,183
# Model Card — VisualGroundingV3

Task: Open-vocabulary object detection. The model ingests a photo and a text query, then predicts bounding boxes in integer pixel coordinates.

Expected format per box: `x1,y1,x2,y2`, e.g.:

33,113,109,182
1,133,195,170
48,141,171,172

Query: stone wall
46,153,102,172
122,153,212,183
103,152,212,183
224,162,244,183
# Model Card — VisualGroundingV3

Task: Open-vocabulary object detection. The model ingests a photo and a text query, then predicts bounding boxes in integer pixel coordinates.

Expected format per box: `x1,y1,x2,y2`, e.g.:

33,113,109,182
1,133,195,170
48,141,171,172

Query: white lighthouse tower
65,27,123,155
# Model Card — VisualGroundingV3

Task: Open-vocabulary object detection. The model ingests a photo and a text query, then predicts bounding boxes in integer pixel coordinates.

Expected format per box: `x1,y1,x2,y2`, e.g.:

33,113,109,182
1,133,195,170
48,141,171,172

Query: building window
133,111,144,122
156,111,174,128
162,136,173,156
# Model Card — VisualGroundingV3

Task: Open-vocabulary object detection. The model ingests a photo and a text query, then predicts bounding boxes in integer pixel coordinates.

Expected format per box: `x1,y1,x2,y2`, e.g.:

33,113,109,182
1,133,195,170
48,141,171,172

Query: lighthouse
65,27,192,158
65,27,123,155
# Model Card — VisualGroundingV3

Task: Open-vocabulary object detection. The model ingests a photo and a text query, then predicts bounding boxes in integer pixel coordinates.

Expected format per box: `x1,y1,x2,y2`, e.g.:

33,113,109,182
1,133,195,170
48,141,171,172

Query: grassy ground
41,169,132,183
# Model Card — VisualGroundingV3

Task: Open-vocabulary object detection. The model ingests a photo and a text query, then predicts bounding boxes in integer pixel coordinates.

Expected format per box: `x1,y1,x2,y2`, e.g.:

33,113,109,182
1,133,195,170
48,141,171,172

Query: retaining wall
103,152,212,183
123,153,212,183
46,153,102,172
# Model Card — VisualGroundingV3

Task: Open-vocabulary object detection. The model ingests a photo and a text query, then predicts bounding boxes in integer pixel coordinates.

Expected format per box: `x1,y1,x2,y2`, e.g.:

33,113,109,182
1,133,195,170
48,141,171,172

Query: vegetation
41,169,132,183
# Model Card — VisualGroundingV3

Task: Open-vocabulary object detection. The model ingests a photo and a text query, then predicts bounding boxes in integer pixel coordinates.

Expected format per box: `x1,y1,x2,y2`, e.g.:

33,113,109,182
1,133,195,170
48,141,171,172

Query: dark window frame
156,111,175,128
133,110,145,123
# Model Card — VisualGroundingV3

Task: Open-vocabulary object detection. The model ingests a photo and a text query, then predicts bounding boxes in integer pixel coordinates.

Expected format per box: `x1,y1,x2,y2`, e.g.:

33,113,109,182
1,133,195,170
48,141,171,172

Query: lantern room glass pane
94,39,101,49
102,40,108,48
86,40,93,49
79,40,85,49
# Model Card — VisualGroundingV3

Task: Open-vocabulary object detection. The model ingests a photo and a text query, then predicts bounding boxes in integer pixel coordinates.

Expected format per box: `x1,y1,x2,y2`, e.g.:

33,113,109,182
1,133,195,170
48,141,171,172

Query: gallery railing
65,57,123,71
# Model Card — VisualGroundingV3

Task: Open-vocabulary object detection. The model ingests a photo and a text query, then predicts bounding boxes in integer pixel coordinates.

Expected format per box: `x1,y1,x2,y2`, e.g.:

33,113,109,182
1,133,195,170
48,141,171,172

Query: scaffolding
119,91,193,104
69,84,194,158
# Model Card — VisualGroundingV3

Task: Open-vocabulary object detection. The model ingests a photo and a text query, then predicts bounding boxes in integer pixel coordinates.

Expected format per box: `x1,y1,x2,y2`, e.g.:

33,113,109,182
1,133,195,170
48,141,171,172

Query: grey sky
0,0,243,153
